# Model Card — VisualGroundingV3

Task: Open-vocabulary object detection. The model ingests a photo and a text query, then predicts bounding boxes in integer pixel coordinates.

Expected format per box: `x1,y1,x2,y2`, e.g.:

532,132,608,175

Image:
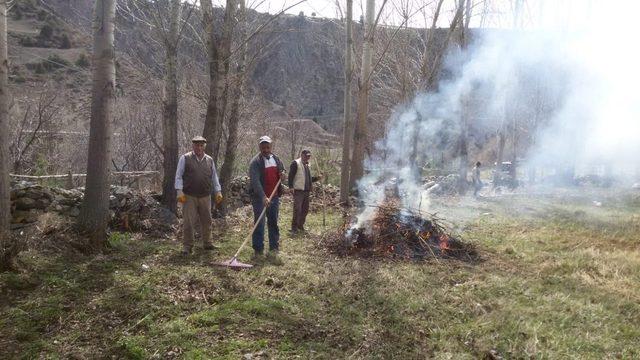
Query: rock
155,207,178,226
111,185,133,197
67,207,80,217
12,210,38,223
14,197,36,210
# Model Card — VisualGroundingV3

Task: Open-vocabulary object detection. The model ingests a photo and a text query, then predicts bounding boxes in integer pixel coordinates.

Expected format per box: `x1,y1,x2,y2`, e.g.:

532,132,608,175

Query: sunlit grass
1,192,639,358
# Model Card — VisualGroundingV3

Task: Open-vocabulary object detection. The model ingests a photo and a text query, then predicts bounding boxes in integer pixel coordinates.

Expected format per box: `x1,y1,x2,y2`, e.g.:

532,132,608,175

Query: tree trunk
456,0,470,194
339,0,353,205
160,0,181,214
219,0,247,215
212,0,236,163
203,0,235,163
78,0,117,248
201,0,220,157
419,0,444,87
494,126,506,188
349,0,375,190
0,0,13,270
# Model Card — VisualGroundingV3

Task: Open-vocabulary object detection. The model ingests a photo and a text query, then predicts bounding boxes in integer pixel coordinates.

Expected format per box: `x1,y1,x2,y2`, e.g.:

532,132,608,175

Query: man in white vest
287,149,322,235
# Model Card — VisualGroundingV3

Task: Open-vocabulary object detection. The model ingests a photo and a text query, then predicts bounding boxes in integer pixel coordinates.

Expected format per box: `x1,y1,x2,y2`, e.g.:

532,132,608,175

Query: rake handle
232,179,281,259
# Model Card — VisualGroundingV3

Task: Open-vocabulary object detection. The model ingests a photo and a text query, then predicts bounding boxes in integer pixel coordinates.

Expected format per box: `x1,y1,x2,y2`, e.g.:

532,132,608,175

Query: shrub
37,9,48,21
75,53,90,68
59,34,72,49
39,24,54,40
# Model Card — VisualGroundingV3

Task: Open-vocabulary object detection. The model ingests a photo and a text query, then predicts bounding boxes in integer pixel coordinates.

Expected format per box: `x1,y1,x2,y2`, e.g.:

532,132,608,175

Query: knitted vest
183,152,213,197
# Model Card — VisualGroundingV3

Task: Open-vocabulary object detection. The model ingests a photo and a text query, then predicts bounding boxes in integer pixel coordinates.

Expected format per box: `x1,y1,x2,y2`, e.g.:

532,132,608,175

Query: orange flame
439,234,450,250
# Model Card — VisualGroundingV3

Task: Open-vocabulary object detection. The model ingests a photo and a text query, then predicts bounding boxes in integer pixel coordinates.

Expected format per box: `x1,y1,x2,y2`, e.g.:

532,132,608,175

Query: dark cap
301,149,311,155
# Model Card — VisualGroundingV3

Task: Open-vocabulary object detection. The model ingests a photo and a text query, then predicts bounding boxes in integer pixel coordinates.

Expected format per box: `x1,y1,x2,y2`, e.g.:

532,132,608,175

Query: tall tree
349,0,375,190
200,0,220,158
339,0,354,204
202,0,236,163
456,0,471,193
219,0,247,214
78,0,117,247
0,0,13,270
159,0,182,214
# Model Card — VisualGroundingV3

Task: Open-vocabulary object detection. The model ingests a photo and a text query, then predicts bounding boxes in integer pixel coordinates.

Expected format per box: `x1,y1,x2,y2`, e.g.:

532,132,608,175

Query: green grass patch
1,192,640,358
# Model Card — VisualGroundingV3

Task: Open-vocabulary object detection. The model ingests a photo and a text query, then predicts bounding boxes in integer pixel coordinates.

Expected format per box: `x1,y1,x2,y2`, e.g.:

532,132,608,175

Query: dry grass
1,189,639,358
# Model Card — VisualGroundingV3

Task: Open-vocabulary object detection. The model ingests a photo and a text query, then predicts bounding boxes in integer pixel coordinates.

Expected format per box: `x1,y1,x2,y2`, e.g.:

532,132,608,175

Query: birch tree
78,0,117,247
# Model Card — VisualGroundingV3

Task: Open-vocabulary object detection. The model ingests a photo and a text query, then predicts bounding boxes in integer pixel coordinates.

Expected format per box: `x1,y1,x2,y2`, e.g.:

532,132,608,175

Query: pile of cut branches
325,199,479,262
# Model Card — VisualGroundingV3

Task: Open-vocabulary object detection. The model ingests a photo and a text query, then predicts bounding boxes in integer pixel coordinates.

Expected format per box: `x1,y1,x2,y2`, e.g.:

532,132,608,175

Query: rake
214,179,281,270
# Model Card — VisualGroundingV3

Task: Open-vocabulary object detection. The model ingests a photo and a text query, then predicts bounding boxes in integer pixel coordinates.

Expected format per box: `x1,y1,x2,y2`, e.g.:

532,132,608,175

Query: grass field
1,189,639,359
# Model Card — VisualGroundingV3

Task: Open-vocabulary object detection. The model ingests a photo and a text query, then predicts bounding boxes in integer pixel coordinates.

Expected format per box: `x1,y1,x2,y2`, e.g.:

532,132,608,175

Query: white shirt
174,152,222,193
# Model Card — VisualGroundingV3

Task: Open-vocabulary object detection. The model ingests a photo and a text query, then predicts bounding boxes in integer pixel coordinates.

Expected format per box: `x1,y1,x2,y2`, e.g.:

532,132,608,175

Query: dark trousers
291,190,310,231
252,196,280,253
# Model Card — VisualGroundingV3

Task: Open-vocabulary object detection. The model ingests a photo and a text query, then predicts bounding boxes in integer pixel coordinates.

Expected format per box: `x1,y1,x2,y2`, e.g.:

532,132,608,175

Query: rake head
214,257,253,270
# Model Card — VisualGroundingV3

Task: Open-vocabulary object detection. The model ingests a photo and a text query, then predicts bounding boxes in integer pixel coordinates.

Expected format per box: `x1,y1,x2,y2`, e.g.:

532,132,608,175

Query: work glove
215,192,223,205
177,190,186,204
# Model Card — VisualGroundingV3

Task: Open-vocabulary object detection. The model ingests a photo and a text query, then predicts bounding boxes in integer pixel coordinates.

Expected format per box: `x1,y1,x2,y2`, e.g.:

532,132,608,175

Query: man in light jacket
175,136,223,255
288,149,322,235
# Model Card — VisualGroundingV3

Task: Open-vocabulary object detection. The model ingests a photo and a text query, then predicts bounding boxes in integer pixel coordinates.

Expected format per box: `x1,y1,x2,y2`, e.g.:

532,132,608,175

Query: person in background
175,136,223,256
288,149,322,235
472,161,483,197
248,136,286,265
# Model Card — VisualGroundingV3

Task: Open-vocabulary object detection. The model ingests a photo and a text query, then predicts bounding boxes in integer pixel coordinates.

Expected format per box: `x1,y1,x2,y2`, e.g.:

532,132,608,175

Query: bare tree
339,0,354,205
159,0,182,214
10,89,61,174
349,0,377,190
0,0,13,270
77,0,117,247
201,0,237,163
219,0,248,213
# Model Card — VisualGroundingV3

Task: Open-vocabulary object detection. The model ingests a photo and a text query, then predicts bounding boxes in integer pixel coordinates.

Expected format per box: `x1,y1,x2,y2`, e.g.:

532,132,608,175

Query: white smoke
351,1,640,226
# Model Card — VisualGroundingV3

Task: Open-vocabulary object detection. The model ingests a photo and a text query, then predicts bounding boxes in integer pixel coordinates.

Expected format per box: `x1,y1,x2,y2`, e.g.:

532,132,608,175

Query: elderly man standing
248,136,286,264
175,136,223,255
288,149,322,235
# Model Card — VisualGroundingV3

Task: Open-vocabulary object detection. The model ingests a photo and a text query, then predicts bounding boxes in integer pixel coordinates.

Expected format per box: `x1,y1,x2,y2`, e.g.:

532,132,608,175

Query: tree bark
339,0,353,205
456,0,470,193
349,0,375,191
0,0,13,269
211,0,236,163
160,0,181,214
201,0,220,157
78,0,117,248
219,0,247,215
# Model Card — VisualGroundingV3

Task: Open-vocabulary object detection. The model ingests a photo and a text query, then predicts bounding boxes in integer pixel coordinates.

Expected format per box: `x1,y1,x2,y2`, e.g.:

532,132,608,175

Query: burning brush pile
329,199,478,262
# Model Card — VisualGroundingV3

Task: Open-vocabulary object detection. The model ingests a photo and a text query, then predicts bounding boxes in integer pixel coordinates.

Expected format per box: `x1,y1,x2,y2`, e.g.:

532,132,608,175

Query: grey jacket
248,153,285,200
